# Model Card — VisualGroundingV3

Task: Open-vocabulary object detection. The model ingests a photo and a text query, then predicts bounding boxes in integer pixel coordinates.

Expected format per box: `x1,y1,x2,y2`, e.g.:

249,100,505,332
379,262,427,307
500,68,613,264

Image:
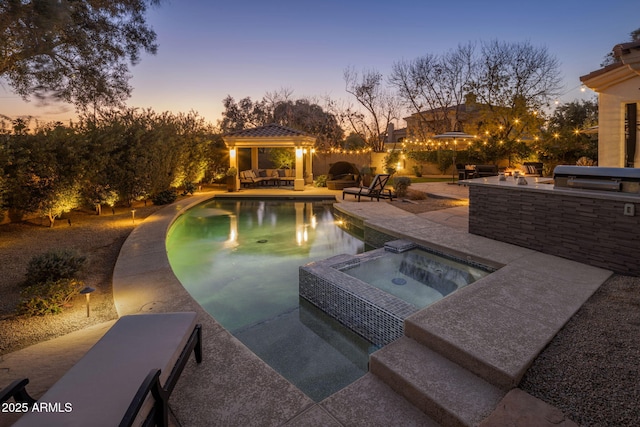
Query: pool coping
112,189,613,426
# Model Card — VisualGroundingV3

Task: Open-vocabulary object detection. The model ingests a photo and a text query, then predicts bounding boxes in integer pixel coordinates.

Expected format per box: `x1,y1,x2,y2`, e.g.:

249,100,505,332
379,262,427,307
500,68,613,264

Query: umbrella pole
451,140,456,184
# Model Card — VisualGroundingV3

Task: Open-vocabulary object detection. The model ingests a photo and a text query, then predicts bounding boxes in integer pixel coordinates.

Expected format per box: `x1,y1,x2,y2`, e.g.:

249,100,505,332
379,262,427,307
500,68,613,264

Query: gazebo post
294,147,305,190
229,147,240,190
251,147,259,170
305,149,313,184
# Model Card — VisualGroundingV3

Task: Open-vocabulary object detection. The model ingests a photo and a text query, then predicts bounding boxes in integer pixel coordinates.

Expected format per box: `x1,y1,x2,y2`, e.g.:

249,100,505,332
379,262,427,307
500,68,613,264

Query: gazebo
222,124,316,191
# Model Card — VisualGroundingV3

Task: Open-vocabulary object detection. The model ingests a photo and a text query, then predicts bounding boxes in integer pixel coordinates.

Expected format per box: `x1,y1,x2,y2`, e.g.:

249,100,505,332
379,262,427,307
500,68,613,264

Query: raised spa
299,240,496,346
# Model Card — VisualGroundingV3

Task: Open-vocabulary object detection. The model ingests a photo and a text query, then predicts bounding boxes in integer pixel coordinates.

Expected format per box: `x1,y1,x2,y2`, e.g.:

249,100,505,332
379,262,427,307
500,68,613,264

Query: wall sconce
230,148,236,159
296,148,303,158
79,286,96,317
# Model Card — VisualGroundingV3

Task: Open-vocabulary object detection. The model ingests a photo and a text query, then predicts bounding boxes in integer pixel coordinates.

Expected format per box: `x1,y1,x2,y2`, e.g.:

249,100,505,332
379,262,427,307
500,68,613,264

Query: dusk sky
2,0,638,127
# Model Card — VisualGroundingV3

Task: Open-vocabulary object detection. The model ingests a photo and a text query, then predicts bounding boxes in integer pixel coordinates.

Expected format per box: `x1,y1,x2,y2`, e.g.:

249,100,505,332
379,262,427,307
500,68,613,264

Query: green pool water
166,198,375,401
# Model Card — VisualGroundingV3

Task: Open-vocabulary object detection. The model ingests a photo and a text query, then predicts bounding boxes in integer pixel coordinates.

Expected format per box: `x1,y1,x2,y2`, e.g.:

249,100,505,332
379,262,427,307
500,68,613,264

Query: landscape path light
79,286,96,317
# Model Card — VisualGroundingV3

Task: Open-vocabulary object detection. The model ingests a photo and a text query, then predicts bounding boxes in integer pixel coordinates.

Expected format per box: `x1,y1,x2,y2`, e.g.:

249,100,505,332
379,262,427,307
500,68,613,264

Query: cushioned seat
10,312,202,427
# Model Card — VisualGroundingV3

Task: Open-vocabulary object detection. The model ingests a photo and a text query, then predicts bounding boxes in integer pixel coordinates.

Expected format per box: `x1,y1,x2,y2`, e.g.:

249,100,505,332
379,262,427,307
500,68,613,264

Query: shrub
576,156,597,166
181,181,196,196
18,279,83,316
383,151,400,175
412,165,423,177
392,176,412,198
268,148,295,169
152,189,177,205
406,188,427,200
24,249,86,285
315,175,328,187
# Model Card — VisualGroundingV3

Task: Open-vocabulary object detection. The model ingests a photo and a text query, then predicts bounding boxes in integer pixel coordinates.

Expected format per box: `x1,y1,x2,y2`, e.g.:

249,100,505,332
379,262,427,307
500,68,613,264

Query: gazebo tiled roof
224,123,311,138
223,123,316,149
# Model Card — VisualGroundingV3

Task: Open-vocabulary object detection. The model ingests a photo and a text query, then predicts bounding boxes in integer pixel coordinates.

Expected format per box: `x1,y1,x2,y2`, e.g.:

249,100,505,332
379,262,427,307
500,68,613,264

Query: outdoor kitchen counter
464,175,640,202
464,174,640,276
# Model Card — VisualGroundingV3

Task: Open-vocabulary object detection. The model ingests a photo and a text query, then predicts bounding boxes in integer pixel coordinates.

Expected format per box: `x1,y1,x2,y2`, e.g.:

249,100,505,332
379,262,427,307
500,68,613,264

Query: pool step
404,308,517,391
370,336,504,427
320,373,441,426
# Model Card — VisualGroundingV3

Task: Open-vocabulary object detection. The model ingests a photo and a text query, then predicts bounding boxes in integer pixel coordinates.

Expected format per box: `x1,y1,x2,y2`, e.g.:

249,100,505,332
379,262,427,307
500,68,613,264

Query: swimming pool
166,198,375,401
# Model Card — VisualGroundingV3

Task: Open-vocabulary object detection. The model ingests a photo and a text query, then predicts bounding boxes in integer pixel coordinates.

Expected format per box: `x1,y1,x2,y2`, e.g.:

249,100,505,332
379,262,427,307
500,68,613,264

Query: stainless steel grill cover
553,166,640,193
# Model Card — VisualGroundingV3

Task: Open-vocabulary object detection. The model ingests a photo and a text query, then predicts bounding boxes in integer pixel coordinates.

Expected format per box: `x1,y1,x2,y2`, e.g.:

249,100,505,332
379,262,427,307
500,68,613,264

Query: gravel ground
520,274,640,426
1,196,637,426
0,204,162,355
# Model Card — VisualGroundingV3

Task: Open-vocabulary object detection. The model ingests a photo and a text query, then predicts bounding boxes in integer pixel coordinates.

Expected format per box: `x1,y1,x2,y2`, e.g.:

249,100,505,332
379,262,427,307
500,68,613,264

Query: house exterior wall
597,76,640,167
581,41,640,169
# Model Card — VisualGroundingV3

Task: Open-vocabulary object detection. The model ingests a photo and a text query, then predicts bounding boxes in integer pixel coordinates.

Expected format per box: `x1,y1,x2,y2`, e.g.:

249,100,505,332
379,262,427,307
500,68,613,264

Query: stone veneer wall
299,253,419,346
468,185,640,276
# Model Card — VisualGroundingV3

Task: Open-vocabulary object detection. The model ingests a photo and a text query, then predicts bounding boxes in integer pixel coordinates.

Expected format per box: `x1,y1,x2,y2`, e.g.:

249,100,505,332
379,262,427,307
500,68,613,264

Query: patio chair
7,312,202,427
342,174,393,202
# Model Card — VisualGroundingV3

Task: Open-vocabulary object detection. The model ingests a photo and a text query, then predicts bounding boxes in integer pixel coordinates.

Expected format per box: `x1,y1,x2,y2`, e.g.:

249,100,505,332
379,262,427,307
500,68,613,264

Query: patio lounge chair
342,174,393,201
5,312,202,427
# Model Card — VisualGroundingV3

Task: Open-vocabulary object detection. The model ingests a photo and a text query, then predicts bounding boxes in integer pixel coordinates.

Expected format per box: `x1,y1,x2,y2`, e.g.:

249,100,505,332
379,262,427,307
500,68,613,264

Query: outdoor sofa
475,165,499,178
240,169,295,187
326,162,360,190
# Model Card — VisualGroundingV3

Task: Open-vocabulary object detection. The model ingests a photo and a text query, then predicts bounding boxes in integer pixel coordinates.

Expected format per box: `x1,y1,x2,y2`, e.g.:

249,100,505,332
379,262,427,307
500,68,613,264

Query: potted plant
360,166,373,187
226,167,238,192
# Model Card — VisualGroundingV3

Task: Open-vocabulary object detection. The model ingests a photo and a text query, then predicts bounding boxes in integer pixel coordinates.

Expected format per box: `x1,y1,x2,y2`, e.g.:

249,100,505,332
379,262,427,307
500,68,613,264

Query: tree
2,121,87,225
0,0,160,112
343,67,401,152
391,40,559,165
219,94,344,150
272,99,343,149
86,108,216,204
535,99,598,168
462,40,560,165
218,96,270,132
390,43,475,139
466,40,560,137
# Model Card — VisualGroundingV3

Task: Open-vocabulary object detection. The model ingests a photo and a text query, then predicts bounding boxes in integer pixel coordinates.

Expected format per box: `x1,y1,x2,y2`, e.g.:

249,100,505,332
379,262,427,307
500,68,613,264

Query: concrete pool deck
1,183,611,426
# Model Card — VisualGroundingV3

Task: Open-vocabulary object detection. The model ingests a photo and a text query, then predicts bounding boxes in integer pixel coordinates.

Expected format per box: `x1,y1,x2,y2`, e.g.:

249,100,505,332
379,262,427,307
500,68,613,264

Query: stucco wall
597,76,640,167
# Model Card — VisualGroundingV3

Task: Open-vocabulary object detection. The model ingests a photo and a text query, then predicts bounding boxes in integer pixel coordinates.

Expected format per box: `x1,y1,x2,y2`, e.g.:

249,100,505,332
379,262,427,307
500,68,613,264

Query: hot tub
299,240,495,346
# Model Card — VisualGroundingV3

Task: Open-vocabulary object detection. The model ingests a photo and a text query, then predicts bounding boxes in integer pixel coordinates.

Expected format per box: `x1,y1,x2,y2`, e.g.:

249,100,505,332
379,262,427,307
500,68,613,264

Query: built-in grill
553,166,640,194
